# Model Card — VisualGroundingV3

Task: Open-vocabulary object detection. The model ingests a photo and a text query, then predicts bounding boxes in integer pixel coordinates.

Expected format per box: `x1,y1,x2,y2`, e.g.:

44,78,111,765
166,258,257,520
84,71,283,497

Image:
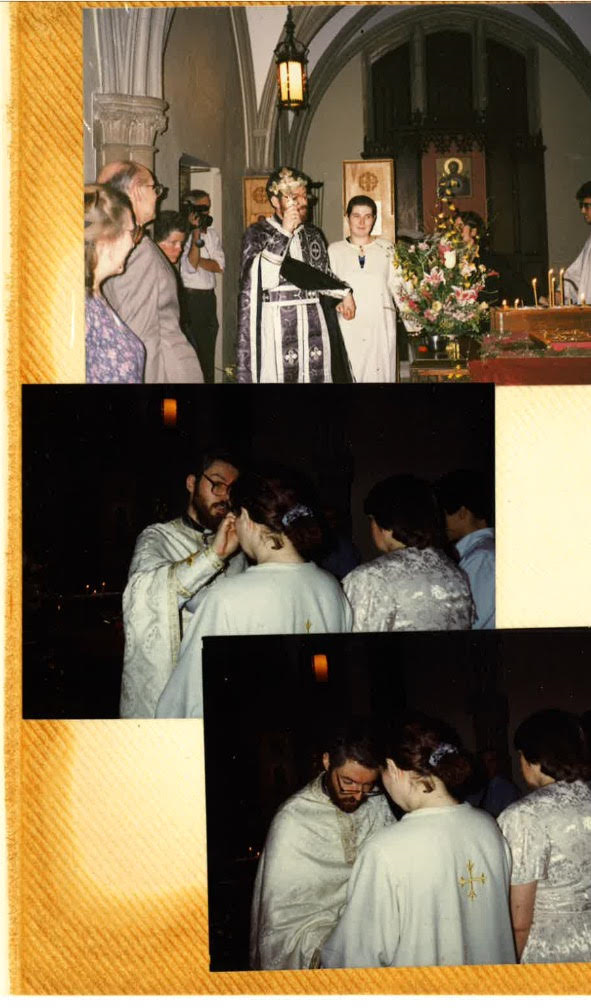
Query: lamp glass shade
278,60,304,106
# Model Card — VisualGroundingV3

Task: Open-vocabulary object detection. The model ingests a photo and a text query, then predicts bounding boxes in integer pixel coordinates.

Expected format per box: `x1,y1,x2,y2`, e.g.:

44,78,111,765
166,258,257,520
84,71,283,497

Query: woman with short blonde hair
84,183,145,383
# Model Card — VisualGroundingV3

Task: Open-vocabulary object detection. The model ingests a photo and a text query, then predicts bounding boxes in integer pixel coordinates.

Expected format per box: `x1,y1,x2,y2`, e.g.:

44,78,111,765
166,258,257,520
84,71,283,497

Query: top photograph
84,4,591,385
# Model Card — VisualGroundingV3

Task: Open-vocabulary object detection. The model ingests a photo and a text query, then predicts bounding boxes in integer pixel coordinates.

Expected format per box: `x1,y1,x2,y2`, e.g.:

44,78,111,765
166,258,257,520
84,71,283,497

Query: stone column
93,93,168,172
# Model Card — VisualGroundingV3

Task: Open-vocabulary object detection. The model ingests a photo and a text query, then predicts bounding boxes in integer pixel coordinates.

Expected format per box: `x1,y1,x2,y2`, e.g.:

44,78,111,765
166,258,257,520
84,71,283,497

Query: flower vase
426,333,451,359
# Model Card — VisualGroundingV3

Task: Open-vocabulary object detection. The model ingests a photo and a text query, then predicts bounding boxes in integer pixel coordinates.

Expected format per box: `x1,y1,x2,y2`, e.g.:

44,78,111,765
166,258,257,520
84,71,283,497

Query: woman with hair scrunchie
321,713,516,968
156,467,352,718
84,183,145,383
498,709,591,963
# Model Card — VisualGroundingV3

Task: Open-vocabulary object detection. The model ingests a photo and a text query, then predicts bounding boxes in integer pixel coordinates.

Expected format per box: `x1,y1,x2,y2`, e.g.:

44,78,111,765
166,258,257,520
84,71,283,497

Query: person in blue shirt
434,469,495,629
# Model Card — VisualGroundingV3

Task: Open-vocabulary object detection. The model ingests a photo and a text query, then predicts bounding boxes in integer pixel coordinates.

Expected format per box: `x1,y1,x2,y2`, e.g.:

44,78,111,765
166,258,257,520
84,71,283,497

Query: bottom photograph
202,628,591,973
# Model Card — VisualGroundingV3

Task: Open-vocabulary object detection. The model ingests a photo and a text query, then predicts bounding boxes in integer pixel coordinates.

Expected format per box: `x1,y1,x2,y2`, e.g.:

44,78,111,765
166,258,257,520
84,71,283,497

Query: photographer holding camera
180,188,225,382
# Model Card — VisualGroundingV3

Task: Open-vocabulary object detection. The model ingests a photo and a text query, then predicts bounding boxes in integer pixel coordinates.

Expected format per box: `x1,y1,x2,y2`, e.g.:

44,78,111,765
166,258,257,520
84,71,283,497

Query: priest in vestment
235,166,355,383
564,180,591,304
250,737,394,971
120,453,246,718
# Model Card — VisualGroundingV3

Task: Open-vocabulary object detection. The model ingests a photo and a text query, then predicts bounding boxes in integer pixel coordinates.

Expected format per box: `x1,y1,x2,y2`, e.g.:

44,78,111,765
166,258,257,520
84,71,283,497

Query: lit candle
559,268,565,306
514,299,520,308
312,654,329,683
581,293,586,306
548,269,554,308
532,278,538,307
502,299,508,309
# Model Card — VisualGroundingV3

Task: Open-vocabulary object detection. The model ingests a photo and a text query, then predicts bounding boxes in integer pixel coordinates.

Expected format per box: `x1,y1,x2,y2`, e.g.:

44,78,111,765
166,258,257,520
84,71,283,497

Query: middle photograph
22,383,494,721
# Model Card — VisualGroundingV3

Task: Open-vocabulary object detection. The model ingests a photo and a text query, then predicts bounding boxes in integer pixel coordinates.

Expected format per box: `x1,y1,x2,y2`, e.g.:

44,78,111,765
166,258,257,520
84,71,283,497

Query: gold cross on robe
459,859,486,900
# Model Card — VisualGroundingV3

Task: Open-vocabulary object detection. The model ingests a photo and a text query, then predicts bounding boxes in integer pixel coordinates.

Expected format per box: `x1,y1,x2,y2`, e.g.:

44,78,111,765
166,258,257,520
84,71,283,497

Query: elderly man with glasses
564,180,591,305
120,450,246,718
97,160,203,382
250,727,394,971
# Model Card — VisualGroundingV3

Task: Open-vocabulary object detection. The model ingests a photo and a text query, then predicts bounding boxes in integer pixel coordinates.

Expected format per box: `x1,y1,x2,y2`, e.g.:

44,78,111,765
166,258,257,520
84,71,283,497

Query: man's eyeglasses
143,182,168,199
579,201,591,209
201,472,233,497
335,771,382,796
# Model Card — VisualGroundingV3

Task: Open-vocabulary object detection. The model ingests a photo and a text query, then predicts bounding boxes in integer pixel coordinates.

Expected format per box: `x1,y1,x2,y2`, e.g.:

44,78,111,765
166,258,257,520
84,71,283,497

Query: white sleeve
320,839,399,969
207,228,225,269
155,586,231,718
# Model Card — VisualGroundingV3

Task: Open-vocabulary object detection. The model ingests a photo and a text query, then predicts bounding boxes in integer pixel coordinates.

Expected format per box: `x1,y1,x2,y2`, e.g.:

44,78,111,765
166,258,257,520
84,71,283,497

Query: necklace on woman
347,237,367,269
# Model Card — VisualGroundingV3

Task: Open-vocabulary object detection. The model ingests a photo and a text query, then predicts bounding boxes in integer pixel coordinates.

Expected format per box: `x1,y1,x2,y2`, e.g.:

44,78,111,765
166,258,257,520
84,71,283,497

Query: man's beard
191,493,228,531
324,771,366,814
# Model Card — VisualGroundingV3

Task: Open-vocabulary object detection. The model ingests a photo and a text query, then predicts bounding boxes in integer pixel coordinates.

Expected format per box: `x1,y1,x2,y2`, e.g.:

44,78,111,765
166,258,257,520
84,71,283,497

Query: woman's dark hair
230,466,324,560
84,183,134,292
514,709,590,783
456,210,488,251
576,181,591,202
346,194,377,218
154,210,189,244
364,474,447,550
388,712,473,796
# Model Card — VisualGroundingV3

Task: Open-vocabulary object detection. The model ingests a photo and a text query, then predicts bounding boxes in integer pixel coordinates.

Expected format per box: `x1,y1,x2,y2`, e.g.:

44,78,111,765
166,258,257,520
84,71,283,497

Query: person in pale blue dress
84,183,145,383
343,474,474,632
498,709,591,963
434,469,495,629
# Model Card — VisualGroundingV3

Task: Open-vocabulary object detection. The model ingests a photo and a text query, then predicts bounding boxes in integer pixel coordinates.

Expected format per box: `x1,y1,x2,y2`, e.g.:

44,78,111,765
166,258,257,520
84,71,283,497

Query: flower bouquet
393,219,491,358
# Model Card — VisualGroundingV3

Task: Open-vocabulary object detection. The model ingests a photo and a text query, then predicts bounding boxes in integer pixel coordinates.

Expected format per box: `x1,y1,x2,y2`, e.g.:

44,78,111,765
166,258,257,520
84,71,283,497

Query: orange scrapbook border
5,0,591,995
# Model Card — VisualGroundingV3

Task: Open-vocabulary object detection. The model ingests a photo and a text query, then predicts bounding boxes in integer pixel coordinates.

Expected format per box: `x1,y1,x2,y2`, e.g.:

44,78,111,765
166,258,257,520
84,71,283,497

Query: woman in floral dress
343,474,474,632
84,184,145,383
498,709,591,963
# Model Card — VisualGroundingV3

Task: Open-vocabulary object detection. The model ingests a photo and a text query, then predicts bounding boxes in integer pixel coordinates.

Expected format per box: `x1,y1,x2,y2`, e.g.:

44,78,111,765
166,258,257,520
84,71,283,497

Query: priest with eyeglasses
249,726,394,971
120,449,246,718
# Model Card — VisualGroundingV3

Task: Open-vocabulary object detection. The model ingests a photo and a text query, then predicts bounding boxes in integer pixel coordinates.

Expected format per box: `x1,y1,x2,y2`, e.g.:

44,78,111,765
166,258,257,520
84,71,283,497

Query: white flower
444,250,456,269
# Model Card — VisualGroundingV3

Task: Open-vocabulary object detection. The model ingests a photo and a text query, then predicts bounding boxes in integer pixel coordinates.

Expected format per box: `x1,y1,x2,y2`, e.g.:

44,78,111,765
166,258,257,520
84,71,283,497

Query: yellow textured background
6,0,591,995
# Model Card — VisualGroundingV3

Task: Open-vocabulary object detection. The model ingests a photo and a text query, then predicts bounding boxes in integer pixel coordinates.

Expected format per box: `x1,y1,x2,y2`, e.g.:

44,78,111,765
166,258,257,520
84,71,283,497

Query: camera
184,201,213,231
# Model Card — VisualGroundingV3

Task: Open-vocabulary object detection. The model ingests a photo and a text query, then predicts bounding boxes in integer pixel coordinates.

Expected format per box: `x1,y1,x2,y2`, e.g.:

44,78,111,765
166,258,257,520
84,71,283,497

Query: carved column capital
93,93,169,171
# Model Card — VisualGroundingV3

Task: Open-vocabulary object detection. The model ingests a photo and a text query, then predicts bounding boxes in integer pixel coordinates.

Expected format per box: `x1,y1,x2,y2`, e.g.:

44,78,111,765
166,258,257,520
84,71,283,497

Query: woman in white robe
156,467,353,718
328,196,397,383
321,713,516,969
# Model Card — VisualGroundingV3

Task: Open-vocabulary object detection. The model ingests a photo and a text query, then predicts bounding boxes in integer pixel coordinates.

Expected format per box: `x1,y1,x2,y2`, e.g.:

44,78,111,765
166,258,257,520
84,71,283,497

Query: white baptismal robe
328,238,398,383
156,561,353,718
250,773,394,971
564,233,591,303
321,803,516,969
121,517,246,718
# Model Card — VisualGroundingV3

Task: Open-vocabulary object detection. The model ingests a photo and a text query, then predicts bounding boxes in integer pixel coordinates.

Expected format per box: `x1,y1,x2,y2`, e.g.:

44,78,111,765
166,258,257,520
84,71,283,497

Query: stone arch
286,4,591,168
234,4,343,171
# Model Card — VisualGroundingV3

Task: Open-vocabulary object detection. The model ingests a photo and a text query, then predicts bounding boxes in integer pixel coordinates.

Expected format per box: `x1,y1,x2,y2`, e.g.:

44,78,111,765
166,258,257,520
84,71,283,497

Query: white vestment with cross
321,802,516,968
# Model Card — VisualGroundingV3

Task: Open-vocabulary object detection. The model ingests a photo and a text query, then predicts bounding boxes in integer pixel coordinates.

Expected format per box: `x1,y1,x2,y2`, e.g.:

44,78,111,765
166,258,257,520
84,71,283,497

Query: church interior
22,382,492,717
83,4,591,376
204,627,591,970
